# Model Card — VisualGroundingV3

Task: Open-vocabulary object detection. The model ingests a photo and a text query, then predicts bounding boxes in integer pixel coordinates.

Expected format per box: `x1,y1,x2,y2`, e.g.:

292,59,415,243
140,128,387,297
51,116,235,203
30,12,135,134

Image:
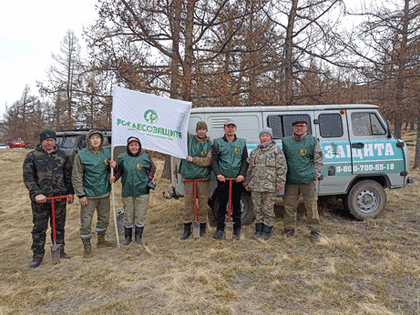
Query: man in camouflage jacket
244,128,287,240
23,129,74,268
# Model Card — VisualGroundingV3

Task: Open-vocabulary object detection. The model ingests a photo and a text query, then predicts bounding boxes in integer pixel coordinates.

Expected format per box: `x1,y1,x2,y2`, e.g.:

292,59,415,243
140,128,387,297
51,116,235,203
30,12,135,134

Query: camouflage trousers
31,199,67,259
122,194,150,228
283,181,320,231
181,180,209,224
80,196,110,239
251,191,277,227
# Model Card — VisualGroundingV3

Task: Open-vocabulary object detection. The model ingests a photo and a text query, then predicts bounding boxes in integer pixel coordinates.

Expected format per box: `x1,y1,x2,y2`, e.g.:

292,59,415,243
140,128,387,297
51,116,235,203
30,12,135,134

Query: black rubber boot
200,223,206,236
180,223,192,240
60,247,70,259
252,223,264,240
29,256,43,268
135,226,144,244
261,224,273,240
123,227,132,245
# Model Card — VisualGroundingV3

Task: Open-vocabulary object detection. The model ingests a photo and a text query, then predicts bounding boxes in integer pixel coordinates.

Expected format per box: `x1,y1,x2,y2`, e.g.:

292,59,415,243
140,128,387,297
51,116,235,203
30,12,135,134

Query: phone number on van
335,163,395,173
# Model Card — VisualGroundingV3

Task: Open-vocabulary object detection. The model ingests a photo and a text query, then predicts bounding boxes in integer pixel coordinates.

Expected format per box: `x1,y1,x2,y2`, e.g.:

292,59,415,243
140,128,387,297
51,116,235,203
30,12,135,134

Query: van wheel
212,192,254,226
344,180,387,220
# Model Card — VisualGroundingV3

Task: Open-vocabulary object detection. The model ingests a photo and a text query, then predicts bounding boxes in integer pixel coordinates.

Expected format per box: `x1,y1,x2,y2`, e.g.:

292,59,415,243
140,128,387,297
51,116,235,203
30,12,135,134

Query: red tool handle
46,195,70,245
183,179,207,221
224,178,237,222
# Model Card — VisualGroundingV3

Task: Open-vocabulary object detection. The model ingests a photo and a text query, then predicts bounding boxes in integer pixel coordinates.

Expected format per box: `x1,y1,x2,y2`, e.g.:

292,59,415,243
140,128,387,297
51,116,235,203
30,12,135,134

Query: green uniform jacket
118,152,151,197
72,130,111,198
178,134,212,180
211,135,248,179
282,133,319,184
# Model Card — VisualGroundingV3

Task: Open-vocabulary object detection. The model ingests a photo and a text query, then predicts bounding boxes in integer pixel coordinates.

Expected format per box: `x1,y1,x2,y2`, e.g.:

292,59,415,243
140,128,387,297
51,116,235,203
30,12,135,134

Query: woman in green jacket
111,136,156,245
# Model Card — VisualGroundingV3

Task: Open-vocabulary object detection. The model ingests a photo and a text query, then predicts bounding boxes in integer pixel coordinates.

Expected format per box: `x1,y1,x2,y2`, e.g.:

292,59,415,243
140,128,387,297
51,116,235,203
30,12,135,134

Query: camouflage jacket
23,144,74,201
244,142,287,192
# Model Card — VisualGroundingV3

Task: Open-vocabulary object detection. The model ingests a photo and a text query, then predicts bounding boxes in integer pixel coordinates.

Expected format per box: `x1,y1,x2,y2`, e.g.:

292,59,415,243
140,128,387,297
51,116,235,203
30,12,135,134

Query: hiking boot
200,223,206,236
82,239,92,258
29,256,43,268
97,232,114,248
135,226,144,244
60,249,71,259
261,225,273,240
123,227,132,246
213,229,224,239
310,231,320,243
281,229,295,237
252,223,264,240
180,223,192,240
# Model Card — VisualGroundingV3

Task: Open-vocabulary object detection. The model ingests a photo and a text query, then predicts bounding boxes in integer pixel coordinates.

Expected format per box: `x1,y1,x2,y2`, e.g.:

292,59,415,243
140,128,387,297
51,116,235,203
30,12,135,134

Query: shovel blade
50,244,61,265
225,222,234,241
192,221,201,239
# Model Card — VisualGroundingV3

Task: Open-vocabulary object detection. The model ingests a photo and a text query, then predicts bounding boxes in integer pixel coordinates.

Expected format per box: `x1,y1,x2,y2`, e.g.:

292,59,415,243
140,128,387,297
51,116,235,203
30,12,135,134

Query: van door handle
351,143,364,149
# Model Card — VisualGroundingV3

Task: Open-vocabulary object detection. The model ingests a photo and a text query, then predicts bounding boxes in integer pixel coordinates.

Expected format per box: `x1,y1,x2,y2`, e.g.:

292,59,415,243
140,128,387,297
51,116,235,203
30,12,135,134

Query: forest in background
2,0,420,166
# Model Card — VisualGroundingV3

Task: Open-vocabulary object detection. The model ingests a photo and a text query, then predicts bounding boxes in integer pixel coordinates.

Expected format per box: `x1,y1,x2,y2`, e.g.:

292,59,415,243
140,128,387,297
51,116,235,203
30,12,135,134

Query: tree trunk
413,115,420,168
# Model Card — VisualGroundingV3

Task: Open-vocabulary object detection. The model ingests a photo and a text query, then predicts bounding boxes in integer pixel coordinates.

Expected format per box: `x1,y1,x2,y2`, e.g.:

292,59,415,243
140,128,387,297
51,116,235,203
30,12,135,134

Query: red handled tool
46,195,69,264
183,179,207,239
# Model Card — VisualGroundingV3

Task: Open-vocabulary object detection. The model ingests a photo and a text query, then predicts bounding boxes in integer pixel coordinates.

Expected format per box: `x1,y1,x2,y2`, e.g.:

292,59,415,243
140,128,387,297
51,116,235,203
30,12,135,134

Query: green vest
282,136,316,184
78,148,111,197
118,152,151,197
179,135,212,180
213,137,246,178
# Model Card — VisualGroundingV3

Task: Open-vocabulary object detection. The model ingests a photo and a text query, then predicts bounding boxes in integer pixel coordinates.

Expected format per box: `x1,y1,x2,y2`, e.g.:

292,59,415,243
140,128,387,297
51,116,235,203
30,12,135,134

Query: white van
167,104,412,223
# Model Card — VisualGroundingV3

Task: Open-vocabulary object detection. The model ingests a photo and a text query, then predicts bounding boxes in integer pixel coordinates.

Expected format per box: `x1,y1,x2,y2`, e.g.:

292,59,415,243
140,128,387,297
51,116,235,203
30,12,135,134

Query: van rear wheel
211,192,254,226
344,180,387,220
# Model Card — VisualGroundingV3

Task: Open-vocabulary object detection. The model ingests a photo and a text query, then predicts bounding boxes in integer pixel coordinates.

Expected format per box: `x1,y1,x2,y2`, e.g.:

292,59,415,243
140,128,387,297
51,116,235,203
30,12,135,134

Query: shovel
46,195,69,265
225,178,236,241
183,179,207,239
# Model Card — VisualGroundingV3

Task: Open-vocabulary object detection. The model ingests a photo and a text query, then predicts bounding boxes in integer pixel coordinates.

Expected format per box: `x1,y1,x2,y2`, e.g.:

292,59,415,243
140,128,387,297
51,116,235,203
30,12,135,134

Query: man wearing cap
23,129,74,268
178,121,212,240
244,128,287,240
281,118,324,243
72,130,114,257
111,136,156,245
211,118,248,239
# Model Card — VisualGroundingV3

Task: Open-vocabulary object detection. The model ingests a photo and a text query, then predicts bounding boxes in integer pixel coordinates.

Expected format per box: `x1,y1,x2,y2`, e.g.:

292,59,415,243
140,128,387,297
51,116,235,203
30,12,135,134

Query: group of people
23,129,155,268
178,118,324,243
23,117,323,269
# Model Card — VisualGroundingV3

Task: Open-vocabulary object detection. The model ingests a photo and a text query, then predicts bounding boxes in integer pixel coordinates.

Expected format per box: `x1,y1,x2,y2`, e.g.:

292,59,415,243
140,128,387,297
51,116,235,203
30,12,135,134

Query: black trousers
215,181,242,231
31,199,67,258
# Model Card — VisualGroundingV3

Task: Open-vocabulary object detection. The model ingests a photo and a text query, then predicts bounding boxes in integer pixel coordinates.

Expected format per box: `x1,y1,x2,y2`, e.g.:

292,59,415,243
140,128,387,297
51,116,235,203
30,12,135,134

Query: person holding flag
110,136,156,245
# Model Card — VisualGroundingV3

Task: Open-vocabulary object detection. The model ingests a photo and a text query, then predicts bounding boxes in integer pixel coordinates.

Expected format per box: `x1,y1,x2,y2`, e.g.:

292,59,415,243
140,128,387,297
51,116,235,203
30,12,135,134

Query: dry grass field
0,131,419,315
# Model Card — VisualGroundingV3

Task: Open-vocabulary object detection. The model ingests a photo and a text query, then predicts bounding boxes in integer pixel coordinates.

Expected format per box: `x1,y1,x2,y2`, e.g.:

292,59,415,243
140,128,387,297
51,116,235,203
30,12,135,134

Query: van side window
352,112,386,136
319,113,343,138
267,114,311,138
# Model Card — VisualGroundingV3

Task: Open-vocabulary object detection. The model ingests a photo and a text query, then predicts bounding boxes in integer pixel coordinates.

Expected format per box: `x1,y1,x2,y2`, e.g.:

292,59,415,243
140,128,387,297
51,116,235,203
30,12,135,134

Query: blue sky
0,0,96,118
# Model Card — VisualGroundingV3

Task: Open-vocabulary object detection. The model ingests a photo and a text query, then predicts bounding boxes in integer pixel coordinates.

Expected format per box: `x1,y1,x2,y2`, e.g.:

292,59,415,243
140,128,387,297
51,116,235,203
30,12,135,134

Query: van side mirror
386,120,392,139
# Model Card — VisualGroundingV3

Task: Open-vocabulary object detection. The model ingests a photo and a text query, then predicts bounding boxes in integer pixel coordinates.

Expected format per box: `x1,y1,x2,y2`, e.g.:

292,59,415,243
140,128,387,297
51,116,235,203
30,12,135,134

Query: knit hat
39,129,56,143
224,118,236,126
259,128,273,139
196,121,208,131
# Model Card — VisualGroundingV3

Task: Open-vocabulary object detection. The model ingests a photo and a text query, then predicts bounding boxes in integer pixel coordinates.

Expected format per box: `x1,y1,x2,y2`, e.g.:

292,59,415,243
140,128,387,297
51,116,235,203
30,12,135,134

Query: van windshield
57,136,79,149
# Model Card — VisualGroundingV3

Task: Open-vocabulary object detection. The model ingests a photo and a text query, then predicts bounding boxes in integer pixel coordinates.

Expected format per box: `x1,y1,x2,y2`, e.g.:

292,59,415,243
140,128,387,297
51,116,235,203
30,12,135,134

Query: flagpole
111,144,120,248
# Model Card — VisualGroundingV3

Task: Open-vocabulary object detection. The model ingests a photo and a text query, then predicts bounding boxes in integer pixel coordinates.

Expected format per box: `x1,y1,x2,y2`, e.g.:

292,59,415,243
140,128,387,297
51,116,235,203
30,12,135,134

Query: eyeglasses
293,124,307,128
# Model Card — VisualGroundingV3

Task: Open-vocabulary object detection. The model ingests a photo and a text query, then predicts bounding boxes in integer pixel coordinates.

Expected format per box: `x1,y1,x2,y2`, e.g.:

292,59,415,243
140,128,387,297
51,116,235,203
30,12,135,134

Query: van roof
191,104,379,113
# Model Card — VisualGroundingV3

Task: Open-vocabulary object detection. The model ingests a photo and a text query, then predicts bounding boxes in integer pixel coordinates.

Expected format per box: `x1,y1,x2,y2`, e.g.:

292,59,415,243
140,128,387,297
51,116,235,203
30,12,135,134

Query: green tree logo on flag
144,109,159,124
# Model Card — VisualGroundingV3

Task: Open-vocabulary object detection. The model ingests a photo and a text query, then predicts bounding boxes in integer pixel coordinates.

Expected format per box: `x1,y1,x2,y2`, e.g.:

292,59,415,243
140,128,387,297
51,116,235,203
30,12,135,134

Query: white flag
112,86,191,158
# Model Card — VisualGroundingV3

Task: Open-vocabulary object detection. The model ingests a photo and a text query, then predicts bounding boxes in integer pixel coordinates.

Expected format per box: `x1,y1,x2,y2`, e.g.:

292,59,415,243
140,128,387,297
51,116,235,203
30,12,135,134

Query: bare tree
265,0,347,105
38,30,83,128
347,0,420,139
